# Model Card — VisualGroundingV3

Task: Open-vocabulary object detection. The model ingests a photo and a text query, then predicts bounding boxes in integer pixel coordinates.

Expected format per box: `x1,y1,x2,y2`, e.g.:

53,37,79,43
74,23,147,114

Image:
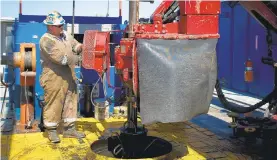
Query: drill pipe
128,1,139,38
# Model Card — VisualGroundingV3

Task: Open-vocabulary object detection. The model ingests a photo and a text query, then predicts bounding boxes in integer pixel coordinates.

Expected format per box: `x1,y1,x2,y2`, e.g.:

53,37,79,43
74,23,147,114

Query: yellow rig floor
1,117,253,160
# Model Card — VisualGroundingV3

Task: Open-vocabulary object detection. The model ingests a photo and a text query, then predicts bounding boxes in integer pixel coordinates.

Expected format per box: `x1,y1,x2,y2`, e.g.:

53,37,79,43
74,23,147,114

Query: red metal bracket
86,0,221,95
239,1,277,30
82,30,110,74
146,0,221,35
115,38,134,71
115,0,221,95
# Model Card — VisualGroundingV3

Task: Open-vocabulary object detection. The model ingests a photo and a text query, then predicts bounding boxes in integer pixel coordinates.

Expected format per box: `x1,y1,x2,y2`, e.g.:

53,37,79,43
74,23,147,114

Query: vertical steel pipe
119,0,122,17
72,0,75,36
128,0,138,38
136,1,139,22
19,0,22,14
127,0,139,131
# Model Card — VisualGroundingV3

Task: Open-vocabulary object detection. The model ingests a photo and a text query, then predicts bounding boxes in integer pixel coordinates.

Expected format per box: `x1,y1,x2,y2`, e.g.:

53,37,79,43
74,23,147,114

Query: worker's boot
46,128,60,143
63,123,86,138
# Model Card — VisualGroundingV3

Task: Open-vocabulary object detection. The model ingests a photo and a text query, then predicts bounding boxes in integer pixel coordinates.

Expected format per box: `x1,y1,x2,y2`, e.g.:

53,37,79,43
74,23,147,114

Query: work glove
67,54,82,65
76,44,83,54
73,44,83,55
65,54,81,83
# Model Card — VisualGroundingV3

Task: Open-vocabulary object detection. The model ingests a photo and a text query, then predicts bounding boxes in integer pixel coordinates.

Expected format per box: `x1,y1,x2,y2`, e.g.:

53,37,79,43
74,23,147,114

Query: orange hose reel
13,43,36,127
244,59,253,82
13,43,36,86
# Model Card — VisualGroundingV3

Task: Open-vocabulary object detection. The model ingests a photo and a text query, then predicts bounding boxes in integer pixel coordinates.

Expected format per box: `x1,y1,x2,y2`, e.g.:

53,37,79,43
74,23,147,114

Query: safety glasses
55,25,63,28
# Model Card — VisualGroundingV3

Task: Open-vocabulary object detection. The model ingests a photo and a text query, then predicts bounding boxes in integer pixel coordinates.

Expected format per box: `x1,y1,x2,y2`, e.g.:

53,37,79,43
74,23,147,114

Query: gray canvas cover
136,39,218,124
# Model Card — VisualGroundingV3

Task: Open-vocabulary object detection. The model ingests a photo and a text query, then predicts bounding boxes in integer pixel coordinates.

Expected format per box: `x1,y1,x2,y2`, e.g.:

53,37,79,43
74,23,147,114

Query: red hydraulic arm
239,1,277,31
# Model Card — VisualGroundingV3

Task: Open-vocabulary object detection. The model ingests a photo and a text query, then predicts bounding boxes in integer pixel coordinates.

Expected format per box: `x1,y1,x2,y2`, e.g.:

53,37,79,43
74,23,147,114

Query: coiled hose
215,79,273,113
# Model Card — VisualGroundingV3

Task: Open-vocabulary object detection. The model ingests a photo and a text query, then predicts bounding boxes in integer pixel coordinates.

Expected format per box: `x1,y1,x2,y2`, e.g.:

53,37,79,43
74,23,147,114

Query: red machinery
83,0,221,158
82,0,277,100
82,0,277,159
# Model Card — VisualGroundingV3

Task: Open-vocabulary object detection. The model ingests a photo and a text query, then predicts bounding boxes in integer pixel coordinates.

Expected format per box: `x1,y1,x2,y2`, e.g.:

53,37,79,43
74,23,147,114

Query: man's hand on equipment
67,54,82,65
76,44,83,54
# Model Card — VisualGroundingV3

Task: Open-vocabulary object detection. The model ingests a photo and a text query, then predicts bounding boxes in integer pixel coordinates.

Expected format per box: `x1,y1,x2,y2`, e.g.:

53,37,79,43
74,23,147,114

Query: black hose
215,79,272,113
0,68,15,87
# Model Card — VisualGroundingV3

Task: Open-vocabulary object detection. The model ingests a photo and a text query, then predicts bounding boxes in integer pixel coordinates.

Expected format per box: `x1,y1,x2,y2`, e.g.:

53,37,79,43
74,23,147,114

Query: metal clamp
113,144,123,156
244,127,256,132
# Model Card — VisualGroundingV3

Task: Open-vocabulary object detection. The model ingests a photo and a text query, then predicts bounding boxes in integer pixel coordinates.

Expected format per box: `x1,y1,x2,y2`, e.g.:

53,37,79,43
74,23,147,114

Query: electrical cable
102,70,126,105
215,79,271,113
90,72,105,107
90,76,101,107
24,69,31,128
103,72,107,97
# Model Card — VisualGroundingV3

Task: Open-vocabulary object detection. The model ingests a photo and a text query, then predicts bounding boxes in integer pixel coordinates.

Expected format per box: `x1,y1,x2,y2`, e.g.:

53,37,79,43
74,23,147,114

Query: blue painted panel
3,66,9,83
248,18,263,96
13,22,47,120
79,66,123,115
217,3,277,98
231,5,248,92
217,3,232,88
14,23,46,44
14,68,21,120
248,18,269,97
34,42,43,120
13,27,23,120
79,67,108,115
80,67,105,104
104,66,123,114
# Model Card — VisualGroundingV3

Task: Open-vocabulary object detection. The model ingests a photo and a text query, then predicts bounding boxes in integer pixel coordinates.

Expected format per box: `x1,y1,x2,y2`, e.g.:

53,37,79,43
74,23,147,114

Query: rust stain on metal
195,19,209,29
195,0,202,14
136,33,220,40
